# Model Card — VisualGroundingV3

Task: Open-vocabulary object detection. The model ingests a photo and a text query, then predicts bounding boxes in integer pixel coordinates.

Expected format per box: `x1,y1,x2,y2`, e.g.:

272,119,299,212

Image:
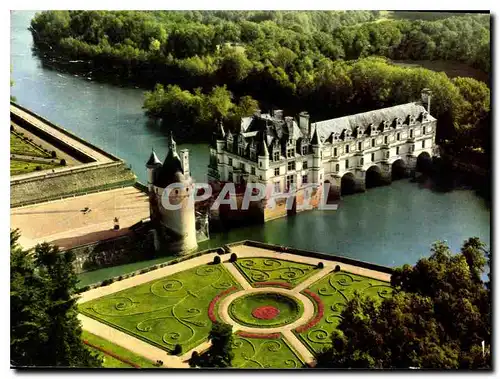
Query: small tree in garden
213,255,221,264
196,322,234,368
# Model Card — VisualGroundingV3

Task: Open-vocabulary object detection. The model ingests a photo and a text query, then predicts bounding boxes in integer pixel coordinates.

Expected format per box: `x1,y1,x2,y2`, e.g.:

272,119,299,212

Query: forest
29,11,490,165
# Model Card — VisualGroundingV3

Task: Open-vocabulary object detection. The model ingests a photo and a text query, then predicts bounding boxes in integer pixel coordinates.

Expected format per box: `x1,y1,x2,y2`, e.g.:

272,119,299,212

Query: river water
11,11,491,284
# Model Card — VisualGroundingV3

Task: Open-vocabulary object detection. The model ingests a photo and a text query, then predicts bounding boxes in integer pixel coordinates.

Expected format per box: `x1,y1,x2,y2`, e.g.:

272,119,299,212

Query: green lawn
79,263,242,354
10,159,59,175
228,293,303,328
295,271,396,355
232,334,304,368
10,132,50,158
233,257,317,288
82,330,158,368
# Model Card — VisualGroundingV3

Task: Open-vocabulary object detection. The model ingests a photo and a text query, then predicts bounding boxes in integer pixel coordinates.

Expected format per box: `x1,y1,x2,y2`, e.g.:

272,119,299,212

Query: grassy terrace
79,263,242,354
295,271,396,355
82,330,158,368
232,334,304,368
233,257,317,288
10,160,59,175
10,132,51,158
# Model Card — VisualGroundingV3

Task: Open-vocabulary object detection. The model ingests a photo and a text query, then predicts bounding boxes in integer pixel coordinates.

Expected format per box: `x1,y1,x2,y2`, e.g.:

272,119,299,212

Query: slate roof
310,102,434,143
146,149,162,167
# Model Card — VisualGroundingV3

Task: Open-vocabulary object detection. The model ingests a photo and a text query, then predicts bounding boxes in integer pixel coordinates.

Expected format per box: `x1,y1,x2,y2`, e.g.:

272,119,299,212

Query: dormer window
238,145,244,156
357,127,364,137
301,145,308,155
409,115,416,125
273,151,280,161
369,124,377,136
396,118,402,128
383,121,390,131
287,147,295,158
422,111,429,121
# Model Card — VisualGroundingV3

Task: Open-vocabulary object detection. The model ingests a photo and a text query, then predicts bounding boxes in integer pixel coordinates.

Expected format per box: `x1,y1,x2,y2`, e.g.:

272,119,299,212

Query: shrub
117,276,123,282
213,255,221,264
155,360,163,367
51,150,57,158
35,165,42,171
76,285,90,294
60,159,67,166
229,253,237,262
335,265,341,272
100,278,114,287
173,344,182,355
317,262,324,269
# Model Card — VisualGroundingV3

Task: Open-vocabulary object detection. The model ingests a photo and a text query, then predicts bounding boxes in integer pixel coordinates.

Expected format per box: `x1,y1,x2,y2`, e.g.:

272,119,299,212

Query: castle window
336,164,340,172
371,139,375,147
274,181,281,192
386,151,390,159
287,148,295,158
228,172,233,181
259,161,262,168
397,133,401,141
422,140,426,148
286,175,295,191
274,167,280,176
250,151,256,160
303,160,308,169
302,175,308,184
410,129,413,138
358,142,362,151
288,161,295,171
274,151,280,161
396,146,400,155
345,159,349,169
302,145,308,155
360,158,364,166
238,146,244,156
345,145,350,154
228,157,233,166
334,147,337,157
251,166,256,175
371,153,375,162
384,136,388,144
240,162,245,171
260,175,262,180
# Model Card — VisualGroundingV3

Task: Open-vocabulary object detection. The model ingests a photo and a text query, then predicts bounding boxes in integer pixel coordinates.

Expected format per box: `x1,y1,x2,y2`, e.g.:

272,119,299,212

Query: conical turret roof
146,149,162,167
257,130,269,157
311,126,321,146
154,133,185,188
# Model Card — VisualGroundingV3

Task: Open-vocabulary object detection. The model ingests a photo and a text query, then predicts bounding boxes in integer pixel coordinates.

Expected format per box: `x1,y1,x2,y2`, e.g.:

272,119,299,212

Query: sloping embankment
11,162,136,207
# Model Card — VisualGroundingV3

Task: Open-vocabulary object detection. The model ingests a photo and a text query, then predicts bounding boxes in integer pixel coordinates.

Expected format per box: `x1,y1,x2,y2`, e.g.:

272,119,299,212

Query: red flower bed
254,281,293,289
295,289,324,333
236,331,281,339
208,286,238,322
83,340,141,368
252,305,280,320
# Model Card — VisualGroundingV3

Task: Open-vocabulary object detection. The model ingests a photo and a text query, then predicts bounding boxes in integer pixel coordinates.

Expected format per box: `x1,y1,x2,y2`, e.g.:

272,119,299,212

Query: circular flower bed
228,292,303,328
252,305,280,320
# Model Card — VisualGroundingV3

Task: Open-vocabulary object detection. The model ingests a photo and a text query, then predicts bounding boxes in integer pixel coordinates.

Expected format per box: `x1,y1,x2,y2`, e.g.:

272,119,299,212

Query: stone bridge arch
416,151,432,173
365,165,384,189
340,171,357,196
391,159,407,181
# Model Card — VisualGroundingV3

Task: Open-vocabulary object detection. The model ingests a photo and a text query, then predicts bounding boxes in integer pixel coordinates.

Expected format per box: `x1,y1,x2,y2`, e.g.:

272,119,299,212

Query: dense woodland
316,237,491,369
29,11,490,166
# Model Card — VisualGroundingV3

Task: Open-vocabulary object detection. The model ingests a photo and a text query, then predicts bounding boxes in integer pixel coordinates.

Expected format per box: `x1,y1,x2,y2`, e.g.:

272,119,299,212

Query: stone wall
69,227,156,274
11,162,136,207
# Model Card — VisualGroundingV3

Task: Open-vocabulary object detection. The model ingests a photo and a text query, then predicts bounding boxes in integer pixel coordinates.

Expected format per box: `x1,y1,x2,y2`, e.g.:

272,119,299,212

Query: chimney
273,109,283,120
299,111,310,137
179,149,190,178
254,109,261,118
421,88,432,114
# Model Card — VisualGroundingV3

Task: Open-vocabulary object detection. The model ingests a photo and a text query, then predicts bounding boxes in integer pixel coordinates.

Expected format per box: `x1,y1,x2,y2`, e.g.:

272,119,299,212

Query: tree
316,238,491,369
193,322,234,368
10,231,101,367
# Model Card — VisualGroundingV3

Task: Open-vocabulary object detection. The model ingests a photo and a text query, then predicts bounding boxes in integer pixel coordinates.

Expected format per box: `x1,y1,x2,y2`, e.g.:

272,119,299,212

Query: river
11,11,491,285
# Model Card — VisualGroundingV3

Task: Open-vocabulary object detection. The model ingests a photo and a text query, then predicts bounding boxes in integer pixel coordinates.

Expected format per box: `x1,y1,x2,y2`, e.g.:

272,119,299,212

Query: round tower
145,148,162,192
149,133,198,254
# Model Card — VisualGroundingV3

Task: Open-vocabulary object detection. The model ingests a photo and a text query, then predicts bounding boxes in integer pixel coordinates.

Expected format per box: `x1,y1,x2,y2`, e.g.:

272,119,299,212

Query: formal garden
233,257,317,288
78,255,395,368
10,128,64,175
295,271,396,355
